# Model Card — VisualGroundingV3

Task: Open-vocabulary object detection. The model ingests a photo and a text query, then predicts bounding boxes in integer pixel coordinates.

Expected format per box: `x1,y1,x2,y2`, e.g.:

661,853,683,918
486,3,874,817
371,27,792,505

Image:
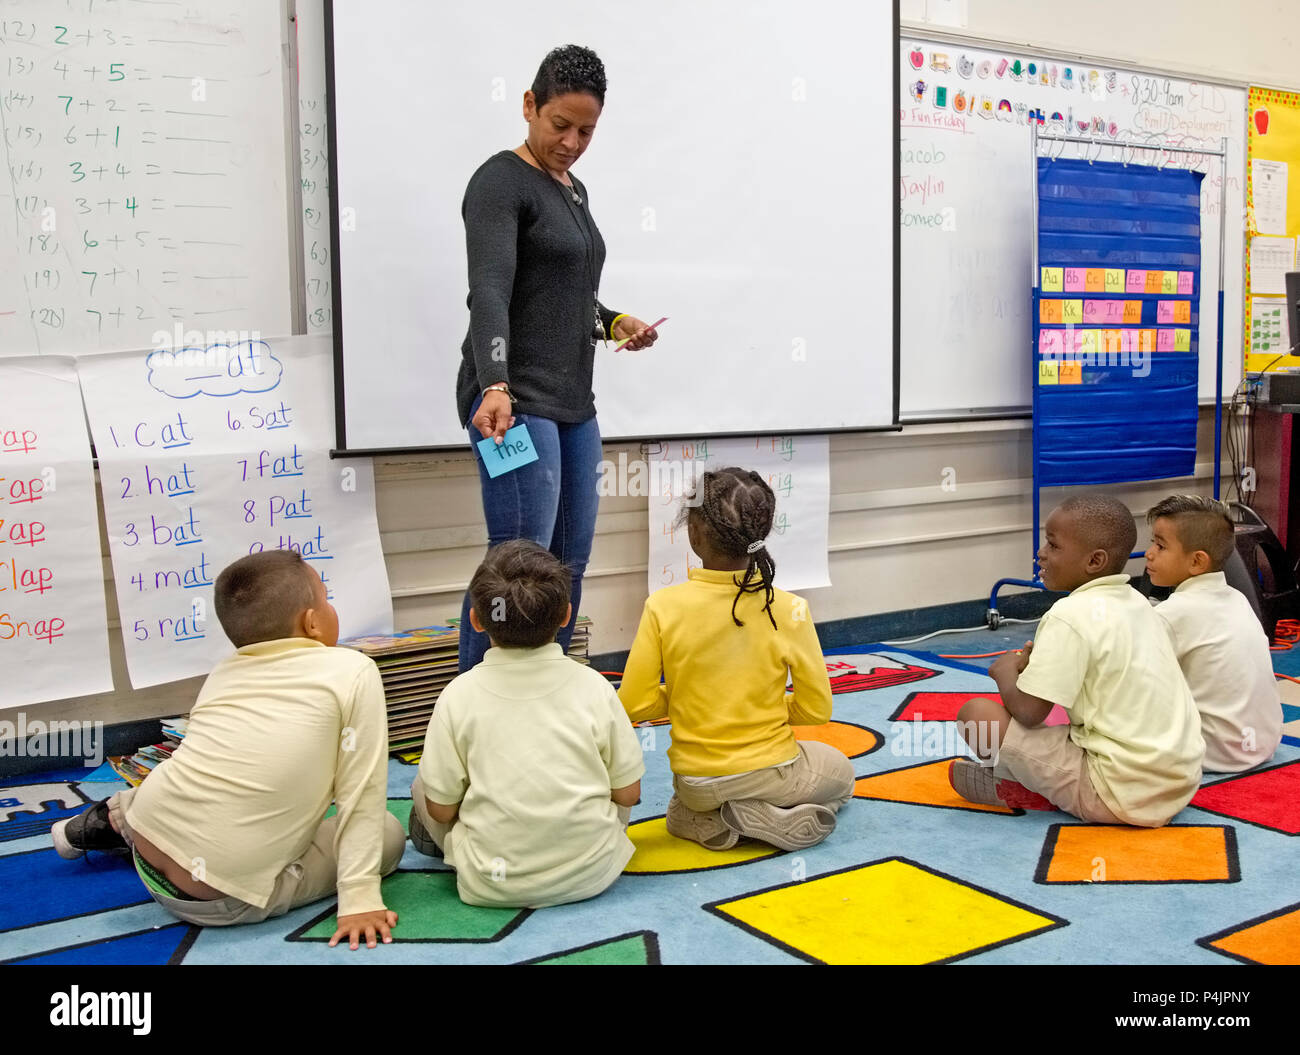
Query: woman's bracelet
608,313,629,340
482,383,516,405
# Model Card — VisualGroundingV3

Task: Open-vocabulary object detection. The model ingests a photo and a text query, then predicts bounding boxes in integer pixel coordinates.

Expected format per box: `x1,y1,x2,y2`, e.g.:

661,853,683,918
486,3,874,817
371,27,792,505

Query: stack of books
108,717,189,786
340,618,594,755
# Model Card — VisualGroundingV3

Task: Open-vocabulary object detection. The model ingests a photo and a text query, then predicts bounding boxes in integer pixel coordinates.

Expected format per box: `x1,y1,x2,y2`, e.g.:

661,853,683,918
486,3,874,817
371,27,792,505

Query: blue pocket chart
476,424,540,479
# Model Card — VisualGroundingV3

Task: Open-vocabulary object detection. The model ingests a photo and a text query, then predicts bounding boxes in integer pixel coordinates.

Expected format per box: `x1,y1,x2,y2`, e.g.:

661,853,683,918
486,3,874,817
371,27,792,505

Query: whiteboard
328,0,897,451
898,36,1246,417
0,1,291,358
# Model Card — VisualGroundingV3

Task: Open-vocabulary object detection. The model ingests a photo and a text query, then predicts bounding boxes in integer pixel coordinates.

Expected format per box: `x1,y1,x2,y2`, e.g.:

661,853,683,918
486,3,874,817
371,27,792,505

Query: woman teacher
456,44,659,672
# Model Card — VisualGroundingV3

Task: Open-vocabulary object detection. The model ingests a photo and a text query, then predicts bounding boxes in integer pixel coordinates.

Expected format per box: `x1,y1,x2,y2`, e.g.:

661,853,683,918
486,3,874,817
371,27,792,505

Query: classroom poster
1246,87,1300,371
77,334,392,689
0,357,113,708
645,435,830,596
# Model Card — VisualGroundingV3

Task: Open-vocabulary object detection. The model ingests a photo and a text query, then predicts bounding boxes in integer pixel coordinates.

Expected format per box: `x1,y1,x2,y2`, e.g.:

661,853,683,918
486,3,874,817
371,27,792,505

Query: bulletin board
1245,86,1300,371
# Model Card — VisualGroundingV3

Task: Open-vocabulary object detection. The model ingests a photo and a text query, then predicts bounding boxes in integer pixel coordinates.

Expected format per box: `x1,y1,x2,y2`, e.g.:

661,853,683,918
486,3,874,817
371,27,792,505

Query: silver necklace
523,140,582,205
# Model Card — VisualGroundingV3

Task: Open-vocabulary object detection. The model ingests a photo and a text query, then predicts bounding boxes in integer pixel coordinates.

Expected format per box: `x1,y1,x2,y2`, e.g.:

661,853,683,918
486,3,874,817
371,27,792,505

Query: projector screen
328,0,898,451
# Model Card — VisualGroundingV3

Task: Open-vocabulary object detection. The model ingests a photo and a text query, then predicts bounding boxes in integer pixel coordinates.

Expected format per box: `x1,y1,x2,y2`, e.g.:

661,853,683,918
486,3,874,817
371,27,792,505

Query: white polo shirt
1153,571,1282,772
1017,574,1204,826
419,643,645,908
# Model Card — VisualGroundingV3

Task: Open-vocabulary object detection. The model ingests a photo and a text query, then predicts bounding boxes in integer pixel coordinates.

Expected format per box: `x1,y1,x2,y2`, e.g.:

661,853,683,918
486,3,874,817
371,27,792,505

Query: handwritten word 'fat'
238,445,304,480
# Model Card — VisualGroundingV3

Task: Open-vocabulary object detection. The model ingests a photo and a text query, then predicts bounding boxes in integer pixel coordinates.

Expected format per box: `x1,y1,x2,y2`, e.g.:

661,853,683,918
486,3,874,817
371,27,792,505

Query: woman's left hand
611,315,661,351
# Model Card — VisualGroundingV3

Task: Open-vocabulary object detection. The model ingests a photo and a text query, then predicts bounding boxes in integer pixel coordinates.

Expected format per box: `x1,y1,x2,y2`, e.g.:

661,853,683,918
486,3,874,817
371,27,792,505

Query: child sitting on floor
408,539,644,908
1146,494,1282,772
950,493,1203,826
618,467,853,851
53,551,404,951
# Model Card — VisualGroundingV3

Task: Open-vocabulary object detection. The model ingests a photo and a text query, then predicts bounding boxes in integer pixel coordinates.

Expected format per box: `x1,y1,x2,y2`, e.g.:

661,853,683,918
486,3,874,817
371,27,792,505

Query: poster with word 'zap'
645,435,830,596
78,334,392,690
0,357,113,707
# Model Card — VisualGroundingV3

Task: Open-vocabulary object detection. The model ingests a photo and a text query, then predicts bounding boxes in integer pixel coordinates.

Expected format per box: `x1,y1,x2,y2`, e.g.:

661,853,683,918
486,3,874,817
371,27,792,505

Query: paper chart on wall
0,357,113,708
1249,236,1296,296
77,334,392,689
645,435,830,597
1249,298,1291,358
1251,159,1289,236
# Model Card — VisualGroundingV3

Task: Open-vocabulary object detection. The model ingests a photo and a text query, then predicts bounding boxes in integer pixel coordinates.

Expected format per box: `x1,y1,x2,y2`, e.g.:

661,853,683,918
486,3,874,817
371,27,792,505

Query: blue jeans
458,397,602,672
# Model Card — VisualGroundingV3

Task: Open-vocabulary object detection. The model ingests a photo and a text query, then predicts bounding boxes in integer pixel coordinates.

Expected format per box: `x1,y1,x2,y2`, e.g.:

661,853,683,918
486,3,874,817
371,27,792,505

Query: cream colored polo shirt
1017,574,1204,826
127,638,391,917
1154,571,1282,772
419,643,645,908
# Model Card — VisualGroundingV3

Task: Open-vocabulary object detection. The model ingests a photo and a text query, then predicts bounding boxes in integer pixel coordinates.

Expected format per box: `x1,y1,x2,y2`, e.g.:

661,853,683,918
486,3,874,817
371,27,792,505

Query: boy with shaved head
950,493,1204,826
53,551,404,950
1146,495,1282,772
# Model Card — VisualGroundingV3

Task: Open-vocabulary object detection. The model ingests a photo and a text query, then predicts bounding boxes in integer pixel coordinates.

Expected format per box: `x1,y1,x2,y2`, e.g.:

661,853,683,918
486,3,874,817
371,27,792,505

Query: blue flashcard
476,423,540,478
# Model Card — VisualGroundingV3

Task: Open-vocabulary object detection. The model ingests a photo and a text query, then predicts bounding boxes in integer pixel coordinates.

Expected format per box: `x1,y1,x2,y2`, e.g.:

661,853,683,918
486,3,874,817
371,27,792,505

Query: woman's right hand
473,389,515,444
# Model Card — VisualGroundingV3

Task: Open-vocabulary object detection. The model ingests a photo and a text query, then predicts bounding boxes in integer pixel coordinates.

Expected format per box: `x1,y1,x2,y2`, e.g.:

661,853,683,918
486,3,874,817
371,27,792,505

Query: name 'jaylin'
49,987,151,1036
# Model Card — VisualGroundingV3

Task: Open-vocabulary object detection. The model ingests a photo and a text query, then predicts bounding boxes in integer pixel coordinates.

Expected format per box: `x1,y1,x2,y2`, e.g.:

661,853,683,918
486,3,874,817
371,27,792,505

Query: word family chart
0,359,112,708
0,0,290,357
0,337,391,704
646,435,830,596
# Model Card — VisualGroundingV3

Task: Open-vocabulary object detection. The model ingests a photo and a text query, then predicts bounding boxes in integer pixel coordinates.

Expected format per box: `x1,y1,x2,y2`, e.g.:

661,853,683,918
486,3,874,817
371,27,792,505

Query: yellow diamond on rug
706,857,1065,964
624,817,779,874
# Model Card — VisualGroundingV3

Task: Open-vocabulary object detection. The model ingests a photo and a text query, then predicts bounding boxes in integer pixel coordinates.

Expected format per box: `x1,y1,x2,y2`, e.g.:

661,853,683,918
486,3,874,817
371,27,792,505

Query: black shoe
407,807,443,859
51,800,130,860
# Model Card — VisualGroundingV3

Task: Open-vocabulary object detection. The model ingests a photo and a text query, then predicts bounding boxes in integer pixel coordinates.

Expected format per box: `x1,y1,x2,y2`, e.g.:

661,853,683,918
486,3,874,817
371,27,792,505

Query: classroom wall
15,0,1275,732
904,0,1300,92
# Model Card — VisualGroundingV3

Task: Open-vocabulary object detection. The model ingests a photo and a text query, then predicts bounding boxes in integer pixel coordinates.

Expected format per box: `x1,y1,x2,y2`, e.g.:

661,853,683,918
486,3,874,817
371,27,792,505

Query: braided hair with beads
680,467,779,629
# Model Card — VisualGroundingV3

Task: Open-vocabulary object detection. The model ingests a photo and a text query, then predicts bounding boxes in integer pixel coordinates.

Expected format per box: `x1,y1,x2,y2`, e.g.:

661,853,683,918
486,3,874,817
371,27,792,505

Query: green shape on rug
529,932,656,965
296,871,526,942
323,798,413,826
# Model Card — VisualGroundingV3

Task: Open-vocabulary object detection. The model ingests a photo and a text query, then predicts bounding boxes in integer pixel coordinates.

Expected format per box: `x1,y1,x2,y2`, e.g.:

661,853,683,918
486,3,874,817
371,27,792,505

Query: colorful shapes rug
3,647,1298,965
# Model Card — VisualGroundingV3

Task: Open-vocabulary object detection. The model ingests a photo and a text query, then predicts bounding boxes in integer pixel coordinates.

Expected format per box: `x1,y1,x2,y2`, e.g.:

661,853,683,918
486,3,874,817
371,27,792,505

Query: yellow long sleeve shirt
618,568,833,776
125,638,391,918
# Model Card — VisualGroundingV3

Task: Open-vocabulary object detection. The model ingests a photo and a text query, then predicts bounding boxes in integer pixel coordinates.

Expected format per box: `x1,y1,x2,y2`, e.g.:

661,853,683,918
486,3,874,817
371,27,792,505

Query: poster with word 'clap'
78,334,392,689
0,357,112,707
646,435,830,596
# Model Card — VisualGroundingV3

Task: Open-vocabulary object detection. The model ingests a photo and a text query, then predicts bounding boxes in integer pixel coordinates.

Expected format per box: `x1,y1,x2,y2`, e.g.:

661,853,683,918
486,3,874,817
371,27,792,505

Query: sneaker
665,796,740,851
50,800,130,860
948,759,1056,811
718,799,837,851
407,806,443,858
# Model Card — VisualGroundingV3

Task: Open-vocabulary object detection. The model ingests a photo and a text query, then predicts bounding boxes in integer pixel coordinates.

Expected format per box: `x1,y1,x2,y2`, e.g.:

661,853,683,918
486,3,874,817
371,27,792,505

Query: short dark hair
679,467,779,629
469,540,571,648
1147,494,1235,570
214,551,317,648
531,44,606,109
1058,493,1137,575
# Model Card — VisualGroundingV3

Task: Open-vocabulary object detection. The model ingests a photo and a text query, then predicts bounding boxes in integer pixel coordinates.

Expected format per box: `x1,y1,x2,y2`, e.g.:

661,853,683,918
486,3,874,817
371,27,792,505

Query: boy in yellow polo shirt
52,551,404,950
408,540,644,908
950,493,1203,825
619,467,853,851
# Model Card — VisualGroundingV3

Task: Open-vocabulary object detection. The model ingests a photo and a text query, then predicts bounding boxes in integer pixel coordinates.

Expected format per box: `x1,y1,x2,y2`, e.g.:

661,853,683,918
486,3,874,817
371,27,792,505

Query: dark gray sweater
456,150,622,428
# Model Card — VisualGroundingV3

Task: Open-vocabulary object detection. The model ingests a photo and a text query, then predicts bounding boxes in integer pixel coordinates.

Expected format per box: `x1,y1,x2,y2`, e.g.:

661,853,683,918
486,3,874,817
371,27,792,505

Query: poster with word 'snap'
646,435,830,597
0,357,112,708
78,334,392,689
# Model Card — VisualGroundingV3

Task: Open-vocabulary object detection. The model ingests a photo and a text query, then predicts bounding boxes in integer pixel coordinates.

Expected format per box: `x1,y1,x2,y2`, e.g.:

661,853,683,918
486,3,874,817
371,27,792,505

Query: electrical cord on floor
880,617,1039,648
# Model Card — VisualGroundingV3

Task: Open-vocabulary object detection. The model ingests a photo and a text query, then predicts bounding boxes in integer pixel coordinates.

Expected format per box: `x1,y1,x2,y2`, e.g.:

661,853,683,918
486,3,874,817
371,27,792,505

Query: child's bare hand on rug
329,909,399,951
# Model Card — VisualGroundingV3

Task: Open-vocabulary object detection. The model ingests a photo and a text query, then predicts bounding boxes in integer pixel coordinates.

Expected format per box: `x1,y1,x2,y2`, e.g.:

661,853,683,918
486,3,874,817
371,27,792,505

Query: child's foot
51,800,130,860
665,796,739,851
948,759,1056,811
718,799,837,851
407,807,444,858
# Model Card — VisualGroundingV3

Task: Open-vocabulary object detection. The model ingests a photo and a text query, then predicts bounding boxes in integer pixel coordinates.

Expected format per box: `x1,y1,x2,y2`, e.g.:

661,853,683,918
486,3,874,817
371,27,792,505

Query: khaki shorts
994,721,1124,825
110,787,405,927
